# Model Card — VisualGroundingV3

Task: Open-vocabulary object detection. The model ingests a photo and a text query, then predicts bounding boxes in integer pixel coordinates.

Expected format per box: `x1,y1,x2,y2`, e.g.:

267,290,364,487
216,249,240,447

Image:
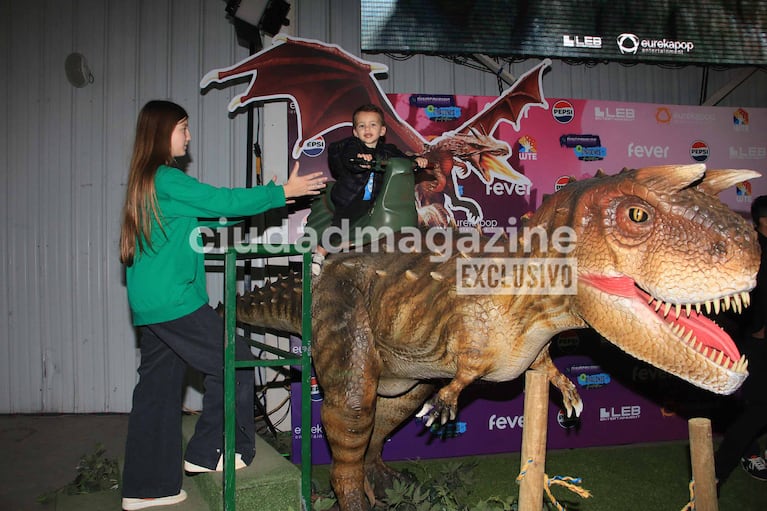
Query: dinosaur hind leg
313,283,381,511
364,382,435,502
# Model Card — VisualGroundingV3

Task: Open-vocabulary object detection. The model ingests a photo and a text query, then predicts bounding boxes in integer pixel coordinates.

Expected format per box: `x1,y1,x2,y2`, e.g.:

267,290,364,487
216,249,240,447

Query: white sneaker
311,252,325,276
122,489,187,510
184,453,246,473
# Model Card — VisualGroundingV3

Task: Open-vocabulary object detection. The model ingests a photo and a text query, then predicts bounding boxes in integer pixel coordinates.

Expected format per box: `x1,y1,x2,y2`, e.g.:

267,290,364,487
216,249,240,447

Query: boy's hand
414,156,429,169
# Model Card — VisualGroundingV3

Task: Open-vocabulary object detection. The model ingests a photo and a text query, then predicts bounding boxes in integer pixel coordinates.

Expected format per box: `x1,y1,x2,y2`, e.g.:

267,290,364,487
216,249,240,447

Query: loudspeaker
64,53,94,88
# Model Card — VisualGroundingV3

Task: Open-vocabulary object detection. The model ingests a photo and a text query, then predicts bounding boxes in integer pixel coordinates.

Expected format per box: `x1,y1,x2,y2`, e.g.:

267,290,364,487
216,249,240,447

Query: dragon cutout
200,35,549,227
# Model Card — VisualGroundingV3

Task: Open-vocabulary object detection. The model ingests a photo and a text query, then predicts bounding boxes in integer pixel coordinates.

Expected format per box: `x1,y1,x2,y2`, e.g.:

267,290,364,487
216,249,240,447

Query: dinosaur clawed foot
415,396,457,427
555,376,584,418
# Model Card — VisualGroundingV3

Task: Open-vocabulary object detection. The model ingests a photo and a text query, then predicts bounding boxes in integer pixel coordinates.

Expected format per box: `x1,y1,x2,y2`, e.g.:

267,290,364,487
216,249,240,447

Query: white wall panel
0,0,765,414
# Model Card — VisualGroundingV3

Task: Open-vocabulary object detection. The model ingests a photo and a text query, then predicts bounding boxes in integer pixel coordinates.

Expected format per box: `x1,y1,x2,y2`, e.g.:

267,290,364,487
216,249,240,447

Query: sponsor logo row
293,403,649,443
562,33,694,59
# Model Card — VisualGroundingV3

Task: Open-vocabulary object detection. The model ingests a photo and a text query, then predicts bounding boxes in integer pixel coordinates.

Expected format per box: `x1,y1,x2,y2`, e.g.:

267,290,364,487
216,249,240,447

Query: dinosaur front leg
364,382,435,502
530,346,583,417
415,365,483,427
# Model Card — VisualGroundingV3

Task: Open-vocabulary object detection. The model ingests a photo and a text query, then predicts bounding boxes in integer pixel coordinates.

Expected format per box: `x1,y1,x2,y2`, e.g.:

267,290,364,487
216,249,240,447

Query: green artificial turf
309,439,767,510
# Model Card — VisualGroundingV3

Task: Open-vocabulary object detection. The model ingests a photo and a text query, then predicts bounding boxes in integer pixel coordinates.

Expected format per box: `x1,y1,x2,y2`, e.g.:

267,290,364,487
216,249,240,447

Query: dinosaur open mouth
581,274,749,374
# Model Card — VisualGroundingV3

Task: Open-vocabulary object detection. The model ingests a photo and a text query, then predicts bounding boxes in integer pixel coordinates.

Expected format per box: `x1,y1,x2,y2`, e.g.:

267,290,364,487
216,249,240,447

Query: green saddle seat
304,157,418,248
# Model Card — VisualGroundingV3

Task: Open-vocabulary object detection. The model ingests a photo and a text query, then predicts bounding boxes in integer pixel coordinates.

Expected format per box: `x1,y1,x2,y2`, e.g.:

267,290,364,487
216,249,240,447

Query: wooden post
688,417,718,511
518,369,549,511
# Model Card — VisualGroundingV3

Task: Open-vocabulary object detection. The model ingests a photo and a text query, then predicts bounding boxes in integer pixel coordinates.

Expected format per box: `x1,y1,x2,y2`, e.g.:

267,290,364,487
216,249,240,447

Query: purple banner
290,331,727,464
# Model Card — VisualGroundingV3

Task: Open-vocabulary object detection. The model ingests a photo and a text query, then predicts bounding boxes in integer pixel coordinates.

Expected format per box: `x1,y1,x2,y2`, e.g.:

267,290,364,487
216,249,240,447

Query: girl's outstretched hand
281,161,327,203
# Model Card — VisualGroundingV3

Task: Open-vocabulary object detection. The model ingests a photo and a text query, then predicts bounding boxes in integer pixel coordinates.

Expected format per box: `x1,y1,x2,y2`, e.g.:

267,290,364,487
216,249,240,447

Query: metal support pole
223,248,238,510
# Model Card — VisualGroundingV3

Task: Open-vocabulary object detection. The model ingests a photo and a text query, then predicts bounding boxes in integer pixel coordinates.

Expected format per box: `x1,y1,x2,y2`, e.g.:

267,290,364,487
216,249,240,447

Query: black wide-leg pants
122,305,255,498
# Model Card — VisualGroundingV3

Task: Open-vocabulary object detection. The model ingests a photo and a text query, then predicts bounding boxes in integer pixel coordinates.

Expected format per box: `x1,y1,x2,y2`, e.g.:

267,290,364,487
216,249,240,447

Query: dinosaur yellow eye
628,207,649,223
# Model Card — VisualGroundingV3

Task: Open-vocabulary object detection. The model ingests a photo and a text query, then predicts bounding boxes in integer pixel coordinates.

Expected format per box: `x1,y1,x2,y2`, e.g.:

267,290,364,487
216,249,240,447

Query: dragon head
535,164,761,394
430,128,523,184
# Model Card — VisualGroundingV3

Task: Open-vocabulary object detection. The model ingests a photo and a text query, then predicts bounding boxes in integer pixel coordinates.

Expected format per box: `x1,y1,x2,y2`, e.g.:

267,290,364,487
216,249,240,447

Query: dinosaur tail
235,271,304,335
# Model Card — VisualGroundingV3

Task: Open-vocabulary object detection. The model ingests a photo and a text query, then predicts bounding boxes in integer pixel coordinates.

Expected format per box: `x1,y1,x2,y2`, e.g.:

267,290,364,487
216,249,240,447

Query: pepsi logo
552,100,575,124
690,140,709,162
301,136,326,157
555,175,575,192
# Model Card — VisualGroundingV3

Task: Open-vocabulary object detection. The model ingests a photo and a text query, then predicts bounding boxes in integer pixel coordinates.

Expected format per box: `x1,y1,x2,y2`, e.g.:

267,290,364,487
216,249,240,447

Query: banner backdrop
287,94,766,464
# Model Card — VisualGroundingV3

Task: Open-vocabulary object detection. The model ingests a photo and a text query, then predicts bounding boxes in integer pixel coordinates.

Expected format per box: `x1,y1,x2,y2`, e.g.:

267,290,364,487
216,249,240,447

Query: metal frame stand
207,245,313,511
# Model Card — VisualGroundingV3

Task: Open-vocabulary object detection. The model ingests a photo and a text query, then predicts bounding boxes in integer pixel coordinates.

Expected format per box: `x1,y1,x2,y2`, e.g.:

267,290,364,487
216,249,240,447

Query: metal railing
207,245,313,510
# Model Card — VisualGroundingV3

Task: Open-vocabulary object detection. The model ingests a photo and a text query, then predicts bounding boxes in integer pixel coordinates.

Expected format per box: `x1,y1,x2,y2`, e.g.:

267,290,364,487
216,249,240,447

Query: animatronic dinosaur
236,163,760,511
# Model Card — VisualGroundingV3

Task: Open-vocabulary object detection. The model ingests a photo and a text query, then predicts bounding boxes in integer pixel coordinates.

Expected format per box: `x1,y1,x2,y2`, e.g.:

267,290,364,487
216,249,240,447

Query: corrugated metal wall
1,0,765,414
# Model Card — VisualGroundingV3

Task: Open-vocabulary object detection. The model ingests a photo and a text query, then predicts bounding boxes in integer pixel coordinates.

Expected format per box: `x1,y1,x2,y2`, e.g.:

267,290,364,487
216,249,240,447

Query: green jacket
126,165,285,326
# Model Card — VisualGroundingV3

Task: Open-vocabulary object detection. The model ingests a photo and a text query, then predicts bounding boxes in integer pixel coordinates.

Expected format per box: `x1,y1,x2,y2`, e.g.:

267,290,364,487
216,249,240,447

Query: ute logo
517,135,538,161
301,135,325,157
690,140,709,162
736,181,753,203
552,100,575,124
733,108,749,132
600,405,641,421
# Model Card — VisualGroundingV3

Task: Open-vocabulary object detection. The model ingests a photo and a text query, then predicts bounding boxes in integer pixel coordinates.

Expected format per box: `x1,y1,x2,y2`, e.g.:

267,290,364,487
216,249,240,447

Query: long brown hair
119,100,188,266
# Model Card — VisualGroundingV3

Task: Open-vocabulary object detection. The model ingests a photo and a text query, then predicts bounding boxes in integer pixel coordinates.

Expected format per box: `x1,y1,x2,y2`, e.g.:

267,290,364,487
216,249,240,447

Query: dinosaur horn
696,169,762,196
633,164,706,192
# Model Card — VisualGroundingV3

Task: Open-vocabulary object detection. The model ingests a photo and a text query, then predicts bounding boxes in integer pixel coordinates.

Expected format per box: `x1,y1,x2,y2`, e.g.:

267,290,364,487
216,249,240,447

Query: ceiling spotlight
225,0,290,49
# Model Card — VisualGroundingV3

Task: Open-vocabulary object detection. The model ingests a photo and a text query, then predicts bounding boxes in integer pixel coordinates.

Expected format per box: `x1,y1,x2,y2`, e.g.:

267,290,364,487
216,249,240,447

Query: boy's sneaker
122,489,187,510
741,455,767,481
311,252,325,276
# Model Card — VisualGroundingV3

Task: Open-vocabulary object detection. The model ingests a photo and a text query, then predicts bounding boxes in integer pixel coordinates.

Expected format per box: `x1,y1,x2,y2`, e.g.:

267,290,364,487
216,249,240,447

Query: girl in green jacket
119,100,325,510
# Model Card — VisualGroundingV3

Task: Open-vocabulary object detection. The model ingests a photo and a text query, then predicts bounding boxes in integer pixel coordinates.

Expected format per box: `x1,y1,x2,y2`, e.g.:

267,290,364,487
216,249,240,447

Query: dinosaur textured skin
236,164,760,511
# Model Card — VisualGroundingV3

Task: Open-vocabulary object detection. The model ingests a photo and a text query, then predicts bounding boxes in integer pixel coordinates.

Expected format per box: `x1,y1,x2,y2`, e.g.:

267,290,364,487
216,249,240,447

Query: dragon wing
200,35,427,159
453,58,551,138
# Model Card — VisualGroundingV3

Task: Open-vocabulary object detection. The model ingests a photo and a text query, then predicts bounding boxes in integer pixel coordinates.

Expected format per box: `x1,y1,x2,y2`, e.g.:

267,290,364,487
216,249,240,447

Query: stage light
225,0,291,49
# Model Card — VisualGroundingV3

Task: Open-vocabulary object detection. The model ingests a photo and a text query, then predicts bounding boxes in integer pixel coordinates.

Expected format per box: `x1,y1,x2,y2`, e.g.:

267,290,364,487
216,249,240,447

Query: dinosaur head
537,164,761,394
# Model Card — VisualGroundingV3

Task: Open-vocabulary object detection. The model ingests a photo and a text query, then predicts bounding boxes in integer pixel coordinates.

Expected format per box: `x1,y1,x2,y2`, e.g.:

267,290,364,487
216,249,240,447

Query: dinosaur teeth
405,270,418,281
430,271,444,281
376,269,387,277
